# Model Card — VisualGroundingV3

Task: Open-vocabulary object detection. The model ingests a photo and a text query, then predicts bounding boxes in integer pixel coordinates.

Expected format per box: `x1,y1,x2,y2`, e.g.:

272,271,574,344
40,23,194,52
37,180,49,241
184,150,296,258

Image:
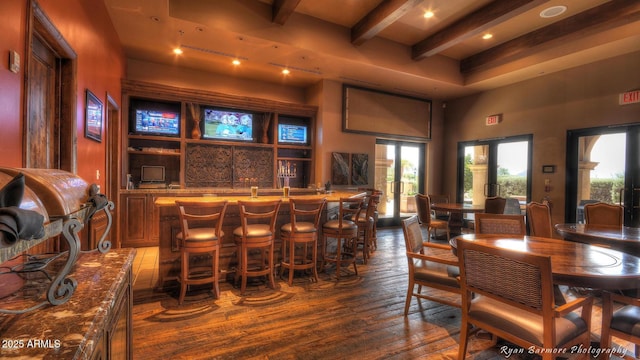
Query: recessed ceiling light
540,5,567,18
232,59,241,65
482,33,493,40
173,48,183,55
424,11,434,19
282,69,290,75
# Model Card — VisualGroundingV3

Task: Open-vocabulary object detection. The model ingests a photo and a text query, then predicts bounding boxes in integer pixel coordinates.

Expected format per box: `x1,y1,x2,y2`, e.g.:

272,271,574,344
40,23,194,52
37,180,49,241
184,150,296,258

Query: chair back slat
526,201,553,237
475,213,526,235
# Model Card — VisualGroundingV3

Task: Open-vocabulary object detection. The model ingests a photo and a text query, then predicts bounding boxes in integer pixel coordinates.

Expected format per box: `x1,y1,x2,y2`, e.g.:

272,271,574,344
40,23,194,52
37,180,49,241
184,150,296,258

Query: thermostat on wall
9,50,20,73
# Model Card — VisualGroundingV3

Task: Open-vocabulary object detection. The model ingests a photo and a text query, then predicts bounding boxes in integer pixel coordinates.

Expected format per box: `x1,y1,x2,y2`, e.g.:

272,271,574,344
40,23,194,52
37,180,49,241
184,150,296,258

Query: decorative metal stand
0,197,114,314
278,160,297,189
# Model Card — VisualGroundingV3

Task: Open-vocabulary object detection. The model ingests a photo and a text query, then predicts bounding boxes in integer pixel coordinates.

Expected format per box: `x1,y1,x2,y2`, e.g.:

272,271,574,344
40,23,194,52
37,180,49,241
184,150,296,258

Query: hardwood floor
132,227,634,359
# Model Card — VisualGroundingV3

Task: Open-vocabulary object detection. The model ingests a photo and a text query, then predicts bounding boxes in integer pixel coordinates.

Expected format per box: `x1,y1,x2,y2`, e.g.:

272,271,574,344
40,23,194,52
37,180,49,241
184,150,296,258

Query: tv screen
202,108,253,141
278,123,308,144
141,165,165,182
135,109,180,136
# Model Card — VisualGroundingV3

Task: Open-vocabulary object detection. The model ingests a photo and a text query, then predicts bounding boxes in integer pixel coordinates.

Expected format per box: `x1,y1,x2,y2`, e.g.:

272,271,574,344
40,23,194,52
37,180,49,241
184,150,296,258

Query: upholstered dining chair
474,213,526,236
584,202,624,227
526,201,553,238
401,215,460,315
175,200,228,304
484,196,507,214
600,291,640,359
415,194,450,242
280,198,326,286
428,194,450,221
457,239,593,360
233,199,282,295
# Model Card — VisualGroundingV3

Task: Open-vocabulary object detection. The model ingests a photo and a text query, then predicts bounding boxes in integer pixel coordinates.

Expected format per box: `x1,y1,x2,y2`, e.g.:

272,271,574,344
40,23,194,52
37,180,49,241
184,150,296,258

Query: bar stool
321,197,364,280
175,200,228,305
354,194,379,264
279,198,326,285
233,199,282,295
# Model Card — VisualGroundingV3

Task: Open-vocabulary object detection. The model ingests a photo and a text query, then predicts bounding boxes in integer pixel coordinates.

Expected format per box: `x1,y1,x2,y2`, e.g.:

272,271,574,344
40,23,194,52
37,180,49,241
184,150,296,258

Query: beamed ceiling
104,0,640,100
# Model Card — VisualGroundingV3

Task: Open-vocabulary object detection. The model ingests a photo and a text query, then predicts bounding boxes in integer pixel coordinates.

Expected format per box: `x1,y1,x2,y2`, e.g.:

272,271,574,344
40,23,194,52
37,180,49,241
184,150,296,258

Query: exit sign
620,90,640,105
485,114,502,126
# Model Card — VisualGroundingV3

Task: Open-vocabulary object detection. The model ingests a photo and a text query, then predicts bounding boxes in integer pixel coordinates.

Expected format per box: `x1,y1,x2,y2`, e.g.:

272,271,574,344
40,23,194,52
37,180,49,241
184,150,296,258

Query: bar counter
154,190,365,290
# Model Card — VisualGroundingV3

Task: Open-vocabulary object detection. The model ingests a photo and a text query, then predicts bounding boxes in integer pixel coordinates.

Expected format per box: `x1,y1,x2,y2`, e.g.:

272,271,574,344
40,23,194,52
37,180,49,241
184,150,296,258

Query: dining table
430,202,484,235
450,233,640,291
555,223,640,254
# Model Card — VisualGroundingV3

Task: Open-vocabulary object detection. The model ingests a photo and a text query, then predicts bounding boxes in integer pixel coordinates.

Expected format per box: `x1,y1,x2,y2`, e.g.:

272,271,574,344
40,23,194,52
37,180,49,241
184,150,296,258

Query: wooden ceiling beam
351,0,422,46
272,0,302,25
460,1,640,75
412,0,549,60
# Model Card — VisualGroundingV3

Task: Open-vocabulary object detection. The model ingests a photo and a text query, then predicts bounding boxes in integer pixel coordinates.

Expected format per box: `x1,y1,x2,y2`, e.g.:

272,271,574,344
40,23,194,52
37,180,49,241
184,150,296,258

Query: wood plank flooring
131,227,635,359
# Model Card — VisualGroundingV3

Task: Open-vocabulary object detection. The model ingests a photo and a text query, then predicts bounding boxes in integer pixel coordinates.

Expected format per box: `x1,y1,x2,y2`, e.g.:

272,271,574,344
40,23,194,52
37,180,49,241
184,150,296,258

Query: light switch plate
9,50,20,73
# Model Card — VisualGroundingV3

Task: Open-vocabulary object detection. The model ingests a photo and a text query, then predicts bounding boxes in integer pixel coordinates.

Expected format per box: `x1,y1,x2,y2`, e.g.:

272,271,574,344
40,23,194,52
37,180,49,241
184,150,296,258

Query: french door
565,124,640,226
456,135,532,209
375,140,424,227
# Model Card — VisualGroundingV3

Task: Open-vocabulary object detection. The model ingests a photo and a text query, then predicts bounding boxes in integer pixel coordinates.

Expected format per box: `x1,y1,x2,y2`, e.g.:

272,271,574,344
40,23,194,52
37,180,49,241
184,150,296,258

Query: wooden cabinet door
121,194,150,247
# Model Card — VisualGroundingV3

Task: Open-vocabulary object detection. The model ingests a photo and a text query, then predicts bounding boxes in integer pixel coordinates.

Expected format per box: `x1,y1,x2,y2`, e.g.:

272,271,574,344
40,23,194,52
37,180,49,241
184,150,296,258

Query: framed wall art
85,89,103,142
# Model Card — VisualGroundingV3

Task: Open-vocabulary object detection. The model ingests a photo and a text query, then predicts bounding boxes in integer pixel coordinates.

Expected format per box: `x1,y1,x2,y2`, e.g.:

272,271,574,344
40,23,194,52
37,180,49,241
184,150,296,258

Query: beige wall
442,50,640,225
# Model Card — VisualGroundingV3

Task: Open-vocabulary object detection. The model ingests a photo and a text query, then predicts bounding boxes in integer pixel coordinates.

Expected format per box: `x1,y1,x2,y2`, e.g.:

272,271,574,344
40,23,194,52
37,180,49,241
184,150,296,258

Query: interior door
375,140,424,227
457,135,532,211
565,125,640,226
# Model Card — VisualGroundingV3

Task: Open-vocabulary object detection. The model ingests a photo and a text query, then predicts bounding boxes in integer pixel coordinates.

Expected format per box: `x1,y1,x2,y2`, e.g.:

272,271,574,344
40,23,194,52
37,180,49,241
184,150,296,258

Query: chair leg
288,240,295,286
404,282,414,315
267,243,276,290
179,251,188,305
311,240,319,283
212,250,219,299
240,249,248,295
458,319,470,360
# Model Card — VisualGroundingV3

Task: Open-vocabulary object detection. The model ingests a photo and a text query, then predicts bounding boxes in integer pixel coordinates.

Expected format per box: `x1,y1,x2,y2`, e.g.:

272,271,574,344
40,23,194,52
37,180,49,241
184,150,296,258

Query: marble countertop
154,190,366,207
0,248,136,359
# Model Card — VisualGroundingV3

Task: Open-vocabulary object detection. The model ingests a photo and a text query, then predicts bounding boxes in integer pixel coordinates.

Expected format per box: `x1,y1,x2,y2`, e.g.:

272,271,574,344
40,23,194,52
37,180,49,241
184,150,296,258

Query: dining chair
474,213,526,236
280,198,326,285
457,239,593,360
484,196,507,214
428,194,450,221
526,201,553,238
175,200,228,304
401,215,460,315
600,291,640,359
415,194,450,242
584,202,623,227
321,197,363,280
233,199,282,295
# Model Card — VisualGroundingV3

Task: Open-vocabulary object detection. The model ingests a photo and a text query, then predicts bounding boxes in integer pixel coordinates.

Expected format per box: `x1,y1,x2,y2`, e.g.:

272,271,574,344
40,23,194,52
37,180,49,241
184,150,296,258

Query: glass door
457,135,532,212
566,124,640,226
375,140,424,227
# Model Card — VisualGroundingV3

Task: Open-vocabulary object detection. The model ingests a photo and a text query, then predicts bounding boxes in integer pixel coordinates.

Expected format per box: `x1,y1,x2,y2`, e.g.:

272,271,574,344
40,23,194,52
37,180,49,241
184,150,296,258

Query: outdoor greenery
590,174,624,203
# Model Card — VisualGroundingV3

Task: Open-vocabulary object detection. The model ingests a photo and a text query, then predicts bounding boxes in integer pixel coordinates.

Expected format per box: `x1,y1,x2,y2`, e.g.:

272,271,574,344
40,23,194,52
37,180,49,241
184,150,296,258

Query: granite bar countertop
0,248,136,359
154,190,366,207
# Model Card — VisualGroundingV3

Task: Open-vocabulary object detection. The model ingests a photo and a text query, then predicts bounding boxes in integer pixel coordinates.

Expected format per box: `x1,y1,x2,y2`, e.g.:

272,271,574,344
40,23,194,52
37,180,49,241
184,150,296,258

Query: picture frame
542,165,556,173
85,89,103,142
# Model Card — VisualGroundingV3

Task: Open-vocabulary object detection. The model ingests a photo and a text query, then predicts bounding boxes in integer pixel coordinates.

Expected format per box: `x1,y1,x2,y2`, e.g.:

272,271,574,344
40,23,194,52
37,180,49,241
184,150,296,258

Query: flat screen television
134,109,180,137
278,123,308,145
202,108,253,141
141,165,165,183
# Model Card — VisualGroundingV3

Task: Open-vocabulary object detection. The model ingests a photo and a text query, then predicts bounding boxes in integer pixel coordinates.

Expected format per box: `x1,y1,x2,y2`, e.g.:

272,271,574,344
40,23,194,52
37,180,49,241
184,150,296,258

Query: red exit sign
620,90,640,105
485,114,502,126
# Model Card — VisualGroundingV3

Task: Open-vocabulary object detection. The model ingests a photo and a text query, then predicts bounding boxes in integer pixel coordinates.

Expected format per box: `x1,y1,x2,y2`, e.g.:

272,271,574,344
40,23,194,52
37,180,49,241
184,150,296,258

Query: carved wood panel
185,144,273,188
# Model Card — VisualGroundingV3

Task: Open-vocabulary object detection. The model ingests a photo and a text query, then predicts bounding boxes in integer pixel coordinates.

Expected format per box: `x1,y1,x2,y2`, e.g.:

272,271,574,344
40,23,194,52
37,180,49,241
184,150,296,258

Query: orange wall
0,0,125,189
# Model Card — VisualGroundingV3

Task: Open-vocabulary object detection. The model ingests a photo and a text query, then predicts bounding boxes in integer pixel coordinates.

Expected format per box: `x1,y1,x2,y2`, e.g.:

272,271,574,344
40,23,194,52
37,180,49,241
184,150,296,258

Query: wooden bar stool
279,198,326,285
321,197,364,280
354,194,379,264
175,200,228,305
233,200,282,295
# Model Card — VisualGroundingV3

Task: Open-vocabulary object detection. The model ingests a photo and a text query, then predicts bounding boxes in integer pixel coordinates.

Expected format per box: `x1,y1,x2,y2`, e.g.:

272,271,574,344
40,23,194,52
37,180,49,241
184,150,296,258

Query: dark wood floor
132,227,633,359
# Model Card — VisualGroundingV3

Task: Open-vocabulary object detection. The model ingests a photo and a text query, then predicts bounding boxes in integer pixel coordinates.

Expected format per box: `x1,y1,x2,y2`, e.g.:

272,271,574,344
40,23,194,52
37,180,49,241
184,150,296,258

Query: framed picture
331,152,350,185
542,165,556,173
351,153,368,185
85,89,103,142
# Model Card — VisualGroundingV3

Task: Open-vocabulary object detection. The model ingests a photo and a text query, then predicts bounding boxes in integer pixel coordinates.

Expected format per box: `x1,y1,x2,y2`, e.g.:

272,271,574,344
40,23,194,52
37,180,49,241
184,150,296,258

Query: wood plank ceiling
104,0,640,99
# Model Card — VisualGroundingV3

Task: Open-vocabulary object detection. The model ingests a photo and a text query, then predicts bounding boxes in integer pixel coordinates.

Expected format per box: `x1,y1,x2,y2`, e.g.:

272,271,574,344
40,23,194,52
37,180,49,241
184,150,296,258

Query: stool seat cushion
177,228,221,242
323,219,357,231
611,305,640,336
233,224,273,237
281,221,317,233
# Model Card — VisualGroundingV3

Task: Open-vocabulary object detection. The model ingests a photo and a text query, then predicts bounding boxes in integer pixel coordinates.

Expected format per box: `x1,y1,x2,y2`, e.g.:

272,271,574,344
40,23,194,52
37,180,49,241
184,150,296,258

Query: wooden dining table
450,234,640,291
430,202,484,235
555,223,640,254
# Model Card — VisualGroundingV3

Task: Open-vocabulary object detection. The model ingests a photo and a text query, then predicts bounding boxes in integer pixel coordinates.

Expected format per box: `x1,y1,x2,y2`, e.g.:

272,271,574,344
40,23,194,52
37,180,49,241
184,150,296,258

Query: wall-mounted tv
202,108,253,142
278,123,308,145
134,109,180,137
